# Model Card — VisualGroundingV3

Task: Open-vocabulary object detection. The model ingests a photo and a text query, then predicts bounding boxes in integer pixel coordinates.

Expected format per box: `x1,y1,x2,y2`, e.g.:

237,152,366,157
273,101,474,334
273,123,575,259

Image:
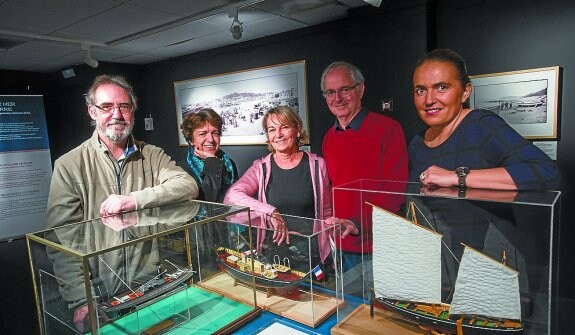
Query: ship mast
99,256,136,293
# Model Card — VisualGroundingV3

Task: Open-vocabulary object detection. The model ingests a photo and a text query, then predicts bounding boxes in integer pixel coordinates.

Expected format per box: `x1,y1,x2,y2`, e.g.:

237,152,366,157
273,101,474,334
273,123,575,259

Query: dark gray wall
140,3,427,174
0,5,427,334
2,0,575,334
434,0,575,305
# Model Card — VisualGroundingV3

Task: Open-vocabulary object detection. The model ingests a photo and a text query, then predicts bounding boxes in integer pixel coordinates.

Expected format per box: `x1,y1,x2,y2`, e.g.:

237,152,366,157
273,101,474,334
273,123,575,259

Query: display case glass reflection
197,209,342,328
27,200,258,335
332,180,560,335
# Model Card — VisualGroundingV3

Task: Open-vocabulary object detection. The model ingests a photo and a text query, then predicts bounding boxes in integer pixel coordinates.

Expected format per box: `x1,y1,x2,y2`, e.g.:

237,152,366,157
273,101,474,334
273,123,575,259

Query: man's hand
100,194,136,216
325,217,358,238
73,305,90,332
73,304,110,332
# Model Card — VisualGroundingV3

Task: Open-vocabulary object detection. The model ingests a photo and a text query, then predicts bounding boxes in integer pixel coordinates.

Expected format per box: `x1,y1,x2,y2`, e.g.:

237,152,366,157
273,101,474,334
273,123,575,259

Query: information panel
0,95,52,241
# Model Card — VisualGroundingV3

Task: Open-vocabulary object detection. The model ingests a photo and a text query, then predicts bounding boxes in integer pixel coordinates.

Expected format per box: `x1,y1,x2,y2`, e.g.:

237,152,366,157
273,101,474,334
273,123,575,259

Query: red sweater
322,111,408,253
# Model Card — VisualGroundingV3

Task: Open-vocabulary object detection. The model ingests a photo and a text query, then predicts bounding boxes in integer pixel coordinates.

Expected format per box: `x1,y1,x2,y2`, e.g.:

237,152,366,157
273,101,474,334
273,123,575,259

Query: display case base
331,304,432,335
200,272,343,328
94,286,253,335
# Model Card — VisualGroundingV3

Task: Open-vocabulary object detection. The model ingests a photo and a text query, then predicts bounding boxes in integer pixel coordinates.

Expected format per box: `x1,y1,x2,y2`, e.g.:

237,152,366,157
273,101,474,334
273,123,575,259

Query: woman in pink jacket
224,106,352,267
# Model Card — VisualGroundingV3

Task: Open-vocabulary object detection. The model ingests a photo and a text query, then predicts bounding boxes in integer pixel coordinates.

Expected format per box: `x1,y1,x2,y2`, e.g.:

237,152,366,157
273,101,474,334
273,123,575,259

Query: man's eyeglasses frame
322,83,360,100
92,103,134,115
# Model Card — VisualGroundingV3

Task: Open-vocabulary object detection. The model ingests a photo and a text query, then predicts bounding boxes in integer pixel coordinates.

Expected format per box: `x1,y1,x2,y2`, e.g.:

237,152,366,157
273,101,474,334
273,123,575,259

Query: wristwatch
456,167,470,188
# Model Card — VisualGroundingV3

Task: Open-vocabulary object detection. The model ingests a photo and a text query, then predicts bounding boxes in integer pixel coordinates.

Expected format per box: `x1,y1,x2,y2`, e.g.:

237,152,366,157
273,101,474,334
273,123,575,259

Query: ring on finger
420,172,426,181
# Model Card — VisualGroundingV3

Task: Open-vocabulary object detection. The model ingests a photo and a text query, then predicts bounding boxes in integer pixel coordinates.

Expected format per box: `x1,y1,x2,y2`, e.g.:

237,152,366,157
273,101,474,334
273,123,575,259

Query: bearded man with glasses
45,74,198,331
48,74,197,218
320,61,408,297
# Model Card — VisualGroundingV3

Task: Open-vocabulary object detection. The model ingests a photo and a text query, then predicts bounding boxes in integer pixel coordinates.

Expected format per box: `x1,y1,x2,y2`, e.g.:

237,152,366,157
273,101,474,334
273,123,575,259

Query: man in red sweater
321,61,408,295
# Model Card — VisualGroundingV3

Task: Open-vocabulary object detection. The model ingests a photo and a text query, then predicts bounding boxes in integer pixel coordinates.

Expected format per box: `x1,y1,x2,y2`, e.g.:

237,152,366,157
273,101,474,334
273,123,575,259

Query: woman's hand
420,184,518,201
420,165,517,191
269,211,290,246
194,146,217,159
419,165,458,188
325,217,359,238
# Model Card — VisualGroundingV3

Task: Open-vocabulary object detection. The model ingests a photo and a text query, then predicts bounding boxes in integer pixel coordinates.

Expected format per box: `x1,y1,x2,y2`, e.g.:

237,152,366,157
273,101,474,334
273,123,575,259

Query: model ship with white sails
371,202,523,335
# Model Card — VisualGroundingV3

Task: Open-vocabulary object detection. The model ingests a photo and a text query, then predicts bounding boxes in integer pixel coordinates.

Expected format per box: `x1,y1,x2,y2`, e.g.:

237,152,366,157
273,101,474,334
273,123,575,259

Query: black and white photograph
470,66,560,139
174,60,308,145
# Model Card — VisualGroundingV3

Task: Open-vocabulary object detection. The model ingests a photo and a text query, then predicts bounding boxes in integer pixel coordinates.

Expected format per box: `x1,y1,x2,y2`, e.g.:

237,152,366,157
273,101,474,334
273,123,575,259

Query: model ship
215,246,307,291
371,202,523,335
101,259,195,313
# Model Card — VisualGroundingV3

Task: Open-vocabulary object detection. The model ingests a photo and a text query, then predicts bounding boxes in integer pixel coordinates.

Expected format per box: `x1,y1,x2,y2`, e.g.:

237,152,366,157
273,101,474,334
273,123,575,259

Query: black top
265,154,314,224
177,156,238,202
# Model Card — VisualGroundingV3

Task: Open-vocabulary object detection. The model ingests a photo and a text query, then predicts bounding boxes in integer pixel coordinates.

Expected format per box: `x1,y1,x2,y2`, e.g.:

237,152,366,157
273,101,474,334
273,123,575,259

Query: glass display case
26,199,260,335
331,180,561,335
199,209,343,328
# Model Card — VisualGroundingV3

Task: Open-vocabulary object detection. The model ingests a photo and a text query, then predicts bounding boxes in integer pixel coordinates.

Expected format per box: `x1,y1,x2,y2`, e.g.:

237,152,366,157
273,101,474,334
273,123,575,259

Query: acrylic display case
26,199,260,335
199,209,343,328
331,180,561,335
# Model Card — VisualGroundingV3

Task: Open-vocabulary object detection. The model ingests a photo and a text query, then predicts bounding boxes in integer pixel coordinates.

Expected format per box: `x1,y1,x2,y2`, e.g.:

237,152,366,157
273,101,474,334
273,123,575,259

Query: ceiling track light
81,44,99,68
364,0,382,7
229,8,243,40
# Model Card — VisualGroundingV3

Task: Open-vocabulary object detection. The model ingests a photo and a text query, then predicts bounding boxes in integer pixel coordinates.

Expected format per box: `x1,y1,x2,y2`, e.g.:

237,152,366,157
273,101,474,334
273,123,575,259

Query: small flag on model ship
312,265,324,280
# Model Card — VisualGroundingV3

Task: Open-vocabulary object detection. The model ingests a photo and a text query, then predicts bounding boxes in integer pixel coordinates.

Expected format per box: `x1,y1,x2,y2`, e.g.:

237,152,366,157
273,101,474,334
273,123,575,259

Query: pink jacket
224,151,333,263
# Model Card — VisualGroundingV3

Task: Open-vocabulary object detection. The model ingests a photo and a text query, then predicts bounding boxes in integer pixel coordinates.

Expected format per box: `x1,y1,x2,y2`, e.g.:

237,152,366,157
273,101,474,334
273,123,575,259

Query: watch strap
458,174,466,188
456,167,469,189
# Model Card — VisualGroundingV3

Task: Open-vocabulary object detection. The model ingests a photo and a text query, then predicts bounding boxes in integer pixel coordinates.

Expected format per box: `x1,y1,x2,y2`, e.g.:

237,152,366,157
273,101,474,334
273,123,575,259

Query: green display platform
95,286,253,335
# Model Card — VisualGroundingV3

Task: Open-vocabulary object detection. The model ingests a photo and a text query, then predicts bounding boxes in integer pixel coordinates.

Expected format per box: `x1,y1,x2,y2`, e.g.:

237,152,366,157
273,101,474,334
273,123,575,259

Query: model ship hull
215,247,306,290
377,297,523,335
101,265,194,313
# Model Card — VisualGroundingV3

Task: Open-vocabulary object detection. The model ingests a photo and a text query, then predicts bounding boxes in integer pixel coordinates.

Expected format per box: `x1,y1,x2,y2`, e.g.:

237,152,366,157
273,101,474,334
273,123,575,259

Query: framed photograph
469,66,560,139
174,60,308,146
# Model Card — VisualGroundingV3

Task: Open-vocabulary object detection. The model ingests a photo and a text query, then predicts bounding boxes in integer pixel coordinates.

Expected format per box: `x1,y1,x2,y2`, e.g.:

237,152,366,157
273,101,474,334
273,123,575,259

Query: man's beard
98,120,133,143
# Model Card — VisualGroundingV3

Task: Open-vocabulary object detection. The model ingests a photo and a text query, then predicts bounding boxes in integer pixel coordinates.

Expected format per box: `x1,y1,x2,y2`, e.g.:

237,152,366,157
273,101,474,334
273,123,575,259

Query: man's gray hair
320,61,365,92
85,74,138,111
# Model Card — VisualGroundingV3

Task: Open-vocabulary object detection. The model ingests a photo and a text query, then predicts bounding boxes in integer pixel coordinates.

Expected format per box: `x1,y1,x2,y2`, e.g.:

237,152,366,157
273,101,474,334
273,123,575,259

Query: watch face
457,167,469,176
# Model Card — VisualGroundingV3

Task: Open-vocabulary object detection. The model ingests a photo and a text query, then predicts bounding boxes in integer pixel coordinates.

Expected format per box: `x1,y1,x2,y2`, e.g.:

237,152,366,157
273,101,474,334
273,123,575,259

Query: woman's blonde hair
262,106,308,152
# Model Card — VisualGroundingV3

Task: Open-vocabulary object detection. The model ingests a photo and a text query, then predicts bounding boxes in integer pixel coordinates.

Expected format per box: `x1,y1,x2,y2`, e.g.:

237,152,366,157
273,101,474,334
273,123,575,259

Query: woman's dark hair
415,48,471,107
180,108,223,144
415,48,471,88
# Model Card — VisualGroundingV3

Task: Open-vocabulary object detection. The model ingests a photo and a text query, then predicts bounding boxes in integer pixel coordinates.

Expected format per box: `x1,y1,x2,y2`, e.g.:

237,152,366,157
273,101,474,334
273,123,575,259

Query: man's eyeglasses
322,83,359,100
93,103,133,115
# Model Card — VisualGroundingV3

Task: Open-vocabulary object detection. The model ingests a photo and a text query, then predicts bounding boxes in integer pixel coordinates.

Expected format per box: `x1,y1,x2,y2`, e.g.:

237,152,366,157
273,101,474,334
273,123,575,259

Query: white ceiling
0,0,373,73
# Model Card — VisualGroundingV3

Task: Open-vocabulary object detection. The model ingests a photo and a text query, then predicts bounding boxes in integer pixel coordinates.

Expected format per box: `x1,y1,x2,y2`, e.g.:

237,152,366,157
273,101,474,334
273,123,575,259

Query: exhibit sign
0,95,52,241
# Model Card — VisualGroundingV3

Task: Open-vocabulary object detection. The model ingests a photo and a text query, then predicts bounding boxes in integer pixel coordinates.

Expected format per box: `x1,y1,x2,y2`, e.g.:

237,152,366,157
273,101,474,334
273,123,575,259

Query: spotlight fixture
81,44,99,68
84,49,99,68
229,8,243,40
61,68,76,79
